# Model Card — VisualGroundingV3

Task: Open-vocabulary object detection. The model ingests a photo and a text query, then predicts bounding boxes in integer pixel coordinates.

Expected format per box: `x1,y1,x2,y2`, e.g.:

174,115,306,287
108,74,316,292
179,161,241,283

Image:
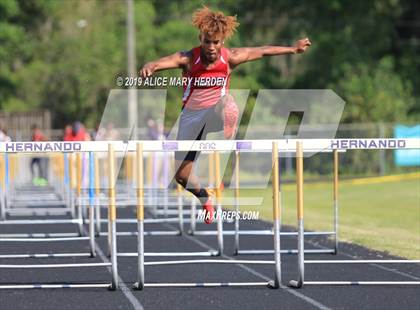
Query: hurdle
289,139,420,287
2,153,70,217
92,149,190,238
0,152,67,220
0,151,99,259
232,150,339,255
133,141,281,289
186,148,338,256
96,147,182,253
115,150,219,258
0,144,119,289
0,153,82,233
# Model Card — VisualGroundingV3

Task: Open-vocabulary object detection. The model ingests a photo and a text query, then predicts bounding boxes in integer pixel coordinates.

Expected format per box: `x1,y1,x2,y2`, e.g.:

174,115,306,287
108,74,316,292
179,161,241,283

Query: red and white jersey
182,46,230,110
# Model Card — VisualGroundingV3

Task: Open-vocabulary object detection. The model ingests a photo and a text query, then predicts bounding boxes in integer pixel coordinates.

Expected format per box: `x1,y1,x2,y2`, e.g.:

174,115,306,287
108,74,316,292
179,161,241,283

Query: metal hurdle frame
107,144,119,289
134,141,281,289
93,150,187,238
2,153,70,218
186,148,338,256
0,151,98,259
0,152,82,235
116,150,219,258
0,145,119,290
289,140,420,287
232,150,339,256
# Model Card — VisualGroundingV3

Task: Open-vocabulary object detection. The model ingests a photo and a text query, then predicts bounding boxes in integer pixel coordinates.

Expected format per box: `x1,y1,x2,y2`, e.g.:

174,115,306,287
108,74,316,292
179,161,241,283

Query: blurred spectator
63,121,90,190
30,124,48,186
156,119,165,140
0,127,11,142
104,122,120,141
63,124,72,141
147,118,158,140
64,121,91,141
72,121,86,141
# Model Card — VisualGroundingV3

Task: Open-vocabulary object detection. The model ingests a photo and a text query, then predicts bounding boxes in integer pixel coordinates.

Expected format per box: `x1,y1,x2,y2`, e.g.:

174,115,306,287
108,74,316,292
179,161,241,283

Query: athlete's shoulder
180,48,198,72
179,49,192,61
178,49,194,71
180,47,201,63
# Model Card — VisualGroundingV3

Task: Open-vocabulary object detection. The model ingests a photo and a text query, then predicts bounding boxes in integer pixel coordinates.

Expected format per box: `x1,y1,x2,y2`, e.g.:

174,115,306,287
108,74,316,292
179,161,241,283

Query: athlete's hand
293,38,311,54
140,62,156,78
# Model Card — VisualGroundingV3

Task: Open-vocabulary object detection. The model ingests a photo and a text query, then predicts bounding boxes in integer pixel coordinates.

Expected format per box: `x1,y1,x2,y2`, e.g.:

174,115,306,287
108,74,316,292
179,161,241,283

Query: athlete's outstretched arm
229,38,311,68
140,51,191,77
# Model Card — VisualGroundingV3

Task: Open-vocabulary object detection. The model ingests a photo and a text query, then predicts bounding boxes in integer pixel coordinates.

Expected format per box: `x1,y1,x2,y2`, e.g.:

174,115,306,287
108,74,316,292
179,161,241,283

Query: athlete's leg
174,110,206,197
31,158,41,179
174,159,208,204
30,158,36,179
173,99,236,222
174,107,217,223
174,158,214,224
40,158,47,180
214,94,232,117
213,94,239,139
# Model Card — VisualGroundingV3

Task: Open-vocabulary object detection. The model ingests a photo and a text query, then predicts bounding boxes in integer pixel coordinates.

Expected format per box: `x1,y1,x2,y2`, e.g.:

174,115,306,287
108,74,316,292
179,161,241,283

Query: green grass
224,178,420,259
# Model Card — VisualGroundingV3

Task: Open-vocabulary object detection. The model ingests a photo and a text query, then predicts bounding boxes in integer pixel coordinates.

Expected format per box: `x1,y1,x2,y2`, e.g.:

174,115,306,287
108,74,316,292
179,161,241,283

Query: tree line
0,0,418,129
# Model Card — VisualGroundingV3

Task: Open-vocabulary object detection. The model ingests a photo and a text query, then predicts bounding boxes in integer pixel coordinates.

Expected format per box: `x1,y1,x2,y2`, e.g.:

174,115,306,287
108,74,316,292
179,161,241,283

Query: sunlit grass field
224,175,420,259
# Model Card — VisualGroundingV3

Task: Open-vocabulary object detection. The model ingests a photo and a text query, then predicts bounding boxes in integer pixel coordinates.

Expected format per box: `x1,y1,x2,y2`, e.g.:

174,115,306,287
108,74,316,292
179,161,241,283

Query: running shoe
202,197,215,224
39,178,48,186
201,188,217,224
223,96,239,139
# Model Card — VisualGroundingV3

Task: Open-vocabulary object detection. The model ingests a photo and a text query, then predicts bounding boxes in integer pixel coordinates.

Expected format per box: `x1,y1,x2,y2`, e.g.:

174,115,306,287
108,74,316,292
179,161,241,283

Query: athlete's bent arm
229,38,311,68
140,51,191,78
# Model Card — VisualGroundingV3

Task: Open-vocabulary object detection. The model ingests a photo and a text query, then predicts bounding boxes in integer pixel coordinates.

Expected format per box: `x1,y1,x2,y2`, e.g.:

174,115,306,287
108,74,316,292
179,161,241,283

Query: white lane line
85,228,144,310
163,223,331,310
311,242,420,281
